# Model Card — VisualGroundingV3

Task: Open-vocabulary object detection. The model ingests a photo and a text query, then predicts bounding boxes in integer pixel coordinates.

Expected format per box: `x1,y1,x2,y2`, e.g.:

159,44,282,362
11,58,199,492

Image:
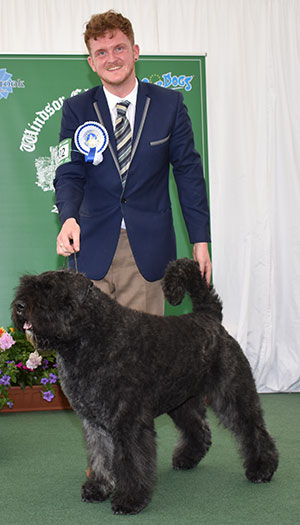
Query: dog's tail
162,258,223,321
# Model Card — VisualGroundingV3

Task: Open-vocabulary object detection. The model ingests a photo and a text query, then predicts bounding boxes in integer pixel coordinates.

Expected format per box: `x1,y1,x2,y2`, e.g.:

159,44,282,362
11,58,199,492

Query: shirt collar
103,78,138,112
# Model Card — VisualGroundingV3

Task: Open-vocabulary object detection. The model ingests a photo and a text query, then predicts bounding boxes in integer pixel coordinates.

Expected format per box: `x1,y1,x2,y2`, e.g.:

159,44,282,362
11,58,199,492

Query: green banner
0,55,209,324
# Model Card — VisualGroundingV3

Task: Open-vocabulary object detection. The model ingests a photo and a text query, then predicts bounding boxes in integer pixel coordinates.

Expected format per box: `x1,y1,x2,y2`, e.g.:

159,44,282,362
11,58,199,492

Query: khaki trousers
93,229,165,316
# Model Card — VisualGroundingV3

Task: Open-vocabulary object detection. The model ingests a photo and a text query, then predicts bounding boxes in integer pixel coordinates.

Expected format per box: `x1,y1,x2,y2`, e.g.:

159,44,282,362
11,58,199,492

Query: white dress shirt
103,79,139,228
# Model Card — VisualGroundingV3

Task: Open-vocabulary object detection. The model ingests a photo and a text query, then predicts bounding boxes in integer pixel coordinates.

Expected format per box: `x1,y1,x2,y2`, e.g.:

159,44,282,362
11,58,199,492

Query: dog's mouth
13,299,50,351
13,300,34,336
20,318,35,346
23,321,33,338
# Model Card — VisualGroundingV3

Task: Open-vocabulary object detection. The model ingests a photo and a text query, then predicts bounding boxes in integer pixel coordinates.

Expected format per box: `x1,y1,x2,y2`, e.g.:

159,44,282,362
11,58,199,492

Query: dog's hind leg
208,353,279,483
81,419,115,503
110,416,157,515
168,395,212,470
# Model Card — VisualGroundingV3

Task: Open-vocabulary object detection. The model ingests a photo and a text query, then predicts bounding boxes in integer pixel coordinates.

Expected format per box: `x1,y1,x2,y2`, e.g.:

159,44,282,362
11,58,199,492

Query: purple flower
0,332,15,351
41,377,48,385
0,374,11,386
49,373,57,384
42,390,54,402
7,401,13,408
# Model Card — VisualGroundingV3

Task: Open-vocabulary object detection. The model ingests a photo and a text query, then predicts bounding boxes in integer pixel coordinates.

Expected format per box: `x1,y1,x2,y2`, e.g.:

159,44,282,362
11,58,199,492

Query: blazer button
121,198,126,204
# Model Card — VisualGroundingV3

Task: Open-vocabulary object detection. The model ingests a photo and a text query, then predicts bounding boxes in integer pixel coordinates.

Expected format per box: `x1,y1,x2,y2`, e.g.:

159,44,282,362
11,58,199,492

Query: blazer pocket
150,134,170,147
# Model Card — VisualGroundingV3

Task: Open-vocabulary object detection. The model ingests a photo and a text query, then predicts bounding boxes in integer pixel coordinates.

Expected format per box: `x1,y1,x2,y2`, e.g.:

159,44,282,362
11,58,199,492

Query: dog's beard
19,319,39,350
24,327,35,347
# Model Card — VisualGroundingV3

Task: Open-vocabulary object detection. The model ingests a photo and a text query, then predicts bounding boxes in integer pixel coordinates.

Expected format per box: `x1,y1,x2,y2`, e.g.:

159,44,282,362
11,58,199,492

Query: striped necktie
115,100,132,187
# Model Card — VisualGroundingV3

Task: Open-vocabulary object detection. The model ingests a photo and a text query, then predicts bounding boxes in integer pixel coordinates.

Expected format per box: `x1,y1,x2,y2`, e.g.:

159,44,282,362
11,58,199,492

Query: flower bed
1,385,70,412
0,327,70,412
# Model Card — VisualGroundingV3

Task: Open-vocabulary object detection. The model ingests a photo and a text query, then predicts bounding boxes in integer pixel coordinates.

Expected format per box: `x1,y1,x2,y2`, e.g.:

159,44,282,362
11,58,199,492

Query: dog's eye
16,300,25,311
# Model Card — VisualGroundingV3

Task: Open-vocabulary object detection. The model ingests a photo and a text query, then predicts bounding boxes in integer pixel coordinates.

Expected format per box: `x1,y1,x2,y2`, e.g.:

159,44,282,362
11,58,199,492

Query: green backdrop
0,55,209,324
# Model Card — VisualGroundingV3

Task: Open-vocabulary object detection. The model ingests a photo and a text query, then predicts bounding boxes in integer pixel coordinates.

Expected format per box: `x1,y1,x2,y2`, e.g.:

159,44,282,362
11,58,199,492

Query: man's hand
193,242,212,285
57,218,80,256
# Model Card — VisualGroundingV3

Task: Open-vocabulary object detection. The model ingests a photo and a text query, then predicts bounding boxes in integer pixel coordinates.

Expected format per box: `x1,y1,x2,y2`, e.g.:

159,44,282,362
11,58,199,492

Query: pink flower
0,332,16,351
26,350,42,370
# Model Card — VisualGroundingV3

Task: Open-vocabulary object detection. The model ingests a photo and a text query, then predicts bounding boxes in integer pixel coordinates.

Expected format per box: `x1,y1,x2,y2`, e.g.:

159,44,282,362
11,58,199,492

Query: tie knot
116,100,130,117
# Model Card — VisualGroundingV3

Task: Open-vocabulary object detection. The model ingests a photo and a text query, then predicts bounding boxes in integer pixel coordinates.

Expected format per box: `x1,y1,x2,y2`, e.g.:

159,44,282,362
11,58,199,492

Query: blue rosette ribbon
74,122,109,165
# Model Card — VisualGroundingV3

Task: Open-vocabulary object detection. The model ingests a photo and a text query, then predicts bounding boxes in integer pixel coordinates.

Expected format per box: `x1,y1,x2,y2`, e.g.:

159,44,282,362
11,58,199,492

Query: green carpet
0,394,299,524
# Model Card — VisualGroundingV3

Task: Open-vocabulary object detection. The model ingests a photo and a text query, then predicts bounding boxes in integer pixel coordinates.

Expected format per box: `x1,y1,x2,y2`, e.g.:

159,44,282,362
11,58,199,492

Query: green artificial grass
0,394,299,524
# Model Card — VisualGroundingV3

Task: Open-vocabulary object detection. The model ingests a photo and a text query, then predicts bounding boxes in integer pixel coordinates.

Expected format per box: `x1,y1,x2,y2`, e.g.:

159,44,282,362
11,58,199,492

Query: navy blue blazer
54,80,210,281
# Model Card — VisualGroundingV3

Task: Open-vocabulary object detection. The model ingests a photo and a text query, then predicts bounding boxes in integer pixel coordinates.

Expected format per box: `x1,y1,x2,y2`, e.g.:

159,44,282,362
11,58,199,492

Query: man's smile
107,65,122,71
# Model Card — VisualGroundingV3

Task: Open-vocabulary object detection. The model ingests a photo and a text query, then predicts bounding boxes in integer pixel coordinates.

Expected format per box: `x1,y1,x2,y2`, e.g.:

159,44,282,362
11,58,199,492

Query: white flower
26,350,42,370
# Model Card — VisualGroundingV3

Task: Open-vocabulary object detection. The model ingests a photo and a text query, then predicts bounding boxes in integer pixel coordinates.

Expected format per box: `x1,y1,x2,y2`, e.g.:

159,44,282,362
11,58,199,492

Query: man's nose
107,50,116,62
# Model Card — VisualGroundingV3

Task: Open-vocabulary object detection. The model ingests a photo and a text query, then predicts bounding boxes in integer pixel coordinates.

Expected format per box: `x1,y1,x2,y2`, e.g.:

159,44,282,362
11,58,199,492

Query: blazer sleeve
54,98,86,226
169,92,211,243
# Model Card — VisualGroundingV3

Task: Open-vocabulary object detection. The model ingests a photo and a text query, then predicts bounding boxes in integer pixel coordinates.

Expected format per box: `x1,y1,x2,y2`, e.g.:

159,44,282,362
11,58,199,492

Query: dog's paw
111,494,149,515
172,448,206,470
172,456,200,470
246,458,278,483
81,480,111,503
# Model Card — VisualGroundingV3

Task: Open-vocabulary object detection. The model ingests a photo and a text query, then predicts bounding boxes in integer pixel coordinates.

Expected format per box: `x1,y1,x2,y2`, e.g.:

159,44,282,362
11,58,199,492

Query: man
54,10,211,316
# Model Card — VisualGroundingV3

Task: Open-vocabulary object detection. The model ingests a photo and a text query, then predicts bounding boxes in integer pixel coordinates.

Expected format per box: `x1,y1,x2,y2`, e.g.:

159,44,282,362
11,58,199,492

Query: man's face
87,29,139,95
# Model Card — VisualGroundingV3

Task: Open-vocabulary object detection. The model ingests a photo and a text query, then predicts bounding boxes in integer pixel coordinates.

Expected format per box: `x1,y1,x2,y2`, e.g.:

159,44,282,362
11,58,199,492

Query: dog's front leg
110,418,157,515
81,419,115,503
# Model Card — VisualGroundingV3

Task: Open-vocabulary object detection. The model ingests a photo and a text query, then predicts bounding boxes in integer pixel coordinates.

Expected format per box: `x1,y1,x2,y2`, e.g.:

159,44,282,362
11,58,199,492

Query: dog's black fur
12,258,278,515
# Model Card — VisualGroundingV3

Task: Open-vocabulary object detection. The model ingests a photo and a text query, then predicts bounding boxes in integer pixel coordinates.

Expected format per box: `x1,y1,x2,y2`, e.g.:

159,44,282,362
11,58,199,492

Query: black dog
12,258,278,515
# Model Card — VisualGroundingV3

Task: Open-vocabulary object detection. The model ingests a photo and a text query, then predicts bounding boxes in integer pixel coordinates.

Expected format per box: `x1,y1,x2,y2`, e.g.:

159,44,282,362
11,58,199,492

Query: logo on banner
0,68,25,100
142,72,193,92
20,87,89,213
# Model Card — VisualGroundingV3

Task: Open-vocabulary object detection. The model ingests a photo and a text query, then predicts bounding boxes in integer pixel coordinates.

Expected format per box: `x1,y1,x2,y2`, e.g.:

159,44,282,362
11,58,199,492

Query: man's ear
88,55,96,73
133,44,140,62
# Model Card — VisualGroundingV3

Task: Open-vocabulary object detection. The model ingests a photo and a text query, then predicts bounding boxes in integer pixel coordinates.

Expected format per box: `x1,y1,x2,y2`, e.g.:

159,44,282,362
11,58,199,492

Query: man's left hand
193,242,212,285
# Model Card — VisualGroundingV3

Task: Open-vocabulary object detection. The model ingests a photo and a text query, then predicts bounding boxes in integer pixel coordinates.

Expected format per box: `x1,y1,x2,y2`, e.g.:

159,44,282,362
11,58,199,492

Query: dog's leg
168,395,212,470
209,356,279,483
110,416,157,515
81,419,115,503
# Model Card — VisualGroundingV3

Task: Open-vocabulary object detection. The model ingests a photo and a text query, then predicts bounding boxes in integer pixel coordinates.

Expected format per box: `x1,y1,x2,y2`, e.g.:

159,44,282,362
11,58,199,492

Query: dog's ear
77,280,94,304
63,271,94,304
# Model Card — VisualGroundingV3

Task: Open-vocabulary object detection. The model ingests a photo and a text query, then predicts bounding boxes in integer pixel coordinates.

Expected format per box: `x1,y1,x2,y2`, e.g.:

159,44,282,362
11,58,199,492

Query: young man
54,10,211,316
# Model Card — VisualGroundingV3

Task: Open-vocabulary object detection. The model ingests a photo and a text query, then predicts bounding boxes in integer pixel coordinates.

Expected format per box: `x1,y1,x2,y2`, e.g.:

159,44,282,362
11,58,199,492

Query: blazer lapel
93,87,120,175
93,87,114,138
131,81,151,162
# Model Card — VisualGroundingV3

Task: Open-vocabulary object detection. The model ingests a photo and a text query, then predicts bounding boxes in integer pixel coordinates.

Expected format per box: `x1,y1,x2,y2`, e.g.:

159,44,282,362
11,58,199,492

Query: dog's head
12,269,94,351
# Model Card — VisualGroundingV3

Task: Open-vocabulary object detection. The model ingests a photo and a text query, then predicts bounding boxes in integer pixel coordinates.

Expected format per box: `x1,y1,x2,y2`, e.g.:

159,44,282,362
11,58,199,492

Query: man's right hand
56,218,80,256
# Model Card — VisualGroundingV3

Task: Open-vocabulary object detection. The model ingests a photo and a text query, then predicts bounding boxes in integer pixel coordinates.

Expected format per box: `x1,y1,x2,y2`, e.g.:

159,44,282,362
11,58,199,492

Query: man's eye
115,46,124,53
